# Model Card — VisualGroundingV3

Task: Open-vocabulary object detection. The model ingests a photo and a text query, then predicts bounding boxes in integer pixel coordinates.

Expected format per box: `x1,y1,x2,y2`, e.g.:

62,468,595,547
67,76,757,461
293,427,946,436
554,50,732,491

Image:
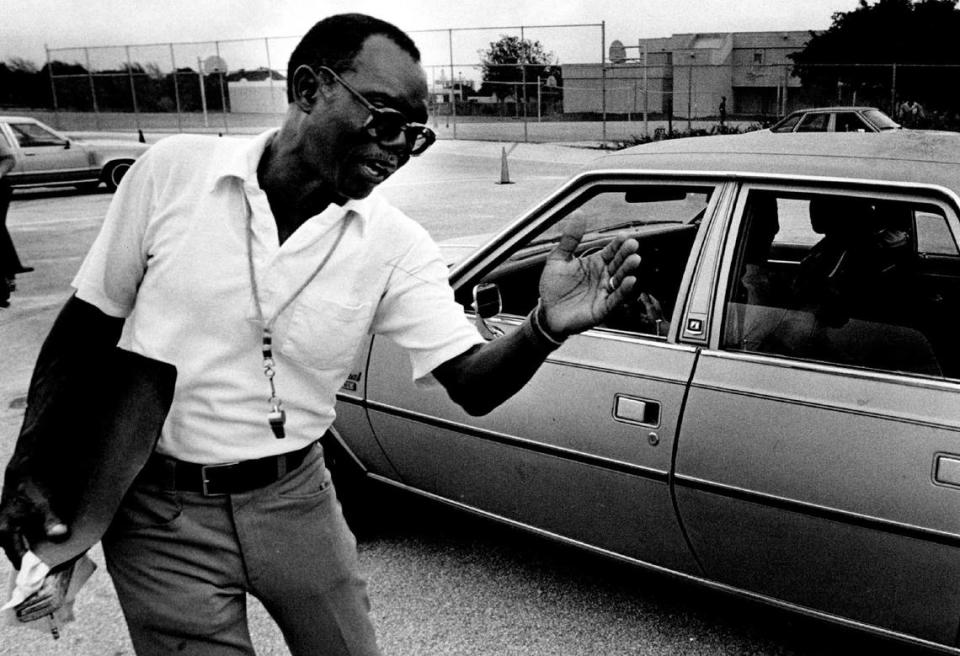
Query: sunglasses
314,65,436,156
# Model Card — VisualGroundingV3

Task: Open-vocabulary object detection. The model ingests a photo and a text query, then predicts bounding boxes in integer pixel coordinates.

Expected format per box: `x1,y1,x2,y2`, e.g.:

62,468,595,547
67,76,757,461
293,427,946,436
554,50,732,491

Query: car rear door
675,181,960,645
364,175,730,573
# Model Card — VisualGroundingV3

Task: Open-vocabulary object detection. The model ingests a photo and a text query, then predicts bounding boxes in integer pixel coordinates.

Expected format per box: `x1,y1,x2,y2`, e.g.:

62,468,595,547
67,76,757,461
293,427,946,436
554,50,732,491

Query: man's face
300,35,429,200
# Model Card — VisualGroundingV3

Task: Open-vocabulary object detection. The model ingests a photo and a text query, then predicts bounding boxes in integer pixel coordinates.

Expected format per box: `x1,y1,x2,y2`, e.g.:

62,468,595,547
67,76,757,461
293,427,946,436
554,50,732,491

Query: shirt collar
209,128,376,234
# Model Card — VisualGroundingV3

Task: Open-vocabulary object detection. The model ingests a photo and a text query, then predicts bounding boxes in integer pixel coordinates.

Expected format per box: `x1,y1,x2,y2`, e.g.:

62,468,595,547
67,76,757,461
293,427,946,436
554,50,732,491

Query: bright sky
2,0,862,77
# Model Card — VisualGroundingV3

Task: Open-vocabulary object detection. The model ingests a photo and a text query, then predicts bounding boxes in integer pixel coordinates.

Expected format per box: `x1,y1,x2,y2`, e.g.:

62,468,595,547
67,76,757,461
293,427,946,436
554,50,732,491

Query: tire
102,161,133,192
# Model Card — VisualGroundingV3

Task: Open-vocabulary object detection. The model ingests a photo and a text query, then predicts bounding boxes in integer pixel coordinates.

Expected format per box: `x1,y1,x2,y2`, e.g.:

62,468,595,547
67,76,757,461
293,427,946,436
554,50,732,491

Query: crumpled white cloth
2,551,97,635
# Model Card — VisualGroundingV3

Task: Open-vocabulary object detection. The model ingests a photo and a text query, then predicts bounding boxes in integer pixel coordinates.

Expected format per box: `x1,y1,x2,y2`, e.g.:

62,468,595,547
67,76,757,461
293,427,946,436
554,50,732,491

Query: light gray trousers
103,444,380,656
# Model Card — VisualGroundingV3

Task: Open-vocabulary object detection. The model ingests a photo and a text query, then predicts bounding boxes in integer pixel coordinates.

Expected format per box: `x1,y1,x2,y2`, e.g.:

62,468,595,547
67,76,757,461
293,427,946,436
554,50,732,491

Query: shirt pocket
281,296,373,372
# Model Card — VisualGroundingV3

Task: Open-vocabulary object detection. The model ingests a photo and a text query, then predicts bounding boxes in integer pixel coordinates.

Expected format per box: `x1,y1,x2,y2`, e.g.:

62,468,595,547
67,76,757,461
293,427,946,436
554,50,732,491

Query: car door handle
613,394,661,427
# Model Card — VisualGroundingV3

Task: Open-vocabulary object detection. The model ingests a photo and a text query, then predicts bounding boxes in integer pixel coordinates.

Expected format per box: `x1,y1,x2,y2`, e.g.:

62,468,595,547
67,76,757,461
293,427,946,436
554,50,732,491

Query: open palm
538,222,641,336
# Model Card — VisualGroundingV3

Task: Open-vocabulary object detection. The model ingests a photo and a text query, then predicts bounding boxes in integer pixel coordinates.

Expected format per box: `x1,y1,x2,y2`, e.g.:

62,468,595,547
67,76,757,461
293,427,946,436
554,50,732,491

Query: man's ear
292,64,321,113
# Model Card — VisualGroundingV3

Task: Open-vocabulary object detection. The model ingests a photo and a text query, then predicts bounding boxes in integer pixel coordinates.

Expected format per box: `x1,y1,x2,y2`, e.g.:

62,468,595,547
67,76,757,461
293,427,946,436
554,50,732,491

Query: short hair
286,14,421,102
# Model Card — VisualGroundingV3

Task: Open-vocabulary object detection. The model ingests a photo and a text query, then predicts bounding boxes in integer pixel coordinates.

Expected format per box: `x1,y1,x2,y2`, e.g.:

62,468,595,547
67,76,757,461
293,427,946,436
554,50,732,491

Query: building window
753,51,764,65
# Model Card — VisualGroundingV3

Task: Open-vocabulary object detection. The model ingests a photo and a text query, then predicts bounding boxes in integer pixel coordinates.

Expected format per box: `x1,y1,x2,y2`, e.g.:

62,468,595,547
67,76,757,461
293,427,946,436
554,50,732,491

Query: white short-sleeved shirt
73,130,484,463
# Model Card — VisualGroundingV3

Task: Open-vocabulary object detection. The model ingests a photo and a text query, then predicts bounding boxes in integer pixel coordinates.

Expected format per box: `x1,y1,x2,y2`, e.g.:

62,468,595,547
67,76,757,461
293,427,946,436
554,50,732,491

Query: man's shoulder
148,133,235,159
364,191,432,242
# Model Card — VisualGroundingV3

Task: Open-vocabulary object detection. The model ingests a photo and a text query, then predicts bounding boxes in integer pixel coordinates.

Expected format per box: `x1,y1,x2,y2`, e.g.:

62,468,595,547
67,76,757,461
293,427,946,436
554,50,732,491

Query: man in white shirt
0,13,640,656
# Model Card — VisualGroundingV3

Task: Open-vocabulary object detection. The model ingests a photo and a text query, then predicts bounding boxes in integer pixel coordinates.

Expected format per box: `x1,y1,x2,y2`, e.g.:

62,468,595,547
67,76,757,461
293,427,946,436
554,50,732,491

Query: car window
9,122,66,147
457,182,714,339
722,187,959,379
862,108,900,130
796,113,830,132
835,113,871,132
770,113,801,133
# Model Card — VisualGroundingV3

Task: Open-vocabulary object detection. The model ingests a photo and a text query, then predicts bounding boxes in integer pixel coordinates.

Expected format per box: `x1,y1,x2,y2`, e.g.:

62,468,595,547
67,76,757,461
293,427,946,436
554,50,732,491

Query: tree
790,0,960,114
477,35,557,101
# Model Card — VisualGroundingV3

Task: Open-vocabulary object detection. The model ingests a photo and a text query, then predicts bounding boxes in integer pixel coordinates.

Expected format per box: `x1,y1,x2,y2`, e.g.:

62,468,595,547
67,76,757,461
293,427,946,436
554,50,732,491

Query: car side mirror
64,140,71,150
472,282,502,318
472,283,504,340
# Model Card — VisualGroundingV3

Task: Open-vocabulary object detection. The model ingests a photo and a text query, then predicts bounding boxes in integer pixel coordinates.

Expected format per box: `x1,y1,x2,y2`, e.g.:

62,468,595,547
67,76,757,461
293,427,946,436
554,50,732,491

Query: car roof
589,131,960,198
789,106,878,113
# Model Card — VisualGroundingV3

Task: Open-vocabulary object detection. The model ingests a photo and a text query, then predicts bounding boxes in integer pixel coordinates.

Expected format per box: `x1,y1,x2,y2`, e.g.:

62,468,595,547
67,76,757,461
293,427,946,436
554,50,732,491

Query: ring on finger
606,278,616,293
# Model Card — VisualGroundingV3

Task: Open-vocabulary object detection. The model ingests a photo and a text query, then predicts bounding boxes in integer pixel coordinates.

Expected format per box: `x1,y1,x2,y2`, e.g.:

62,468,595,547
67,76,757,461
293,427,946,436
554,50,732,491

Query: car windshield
770,113,802,133
528,186,712,246
863,109,900,130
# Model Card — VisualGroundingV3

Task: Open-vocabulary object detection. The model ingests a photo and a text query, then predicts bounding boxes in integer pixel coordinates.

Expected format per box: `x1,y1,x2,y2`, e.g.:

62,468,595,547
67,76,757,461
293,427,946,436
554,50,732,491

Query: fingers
605,252,642,294
606,275,638,308
15,568,71,622
22,481,69,541
551,219,587,261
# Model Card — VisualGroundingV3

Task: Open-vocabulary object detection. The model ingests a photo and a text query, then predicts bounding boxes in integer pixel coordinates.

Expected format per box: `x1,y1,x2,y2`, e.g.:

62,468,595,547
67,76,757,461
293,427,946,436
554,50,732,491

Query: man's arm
0,295,123,568
434,225,640,416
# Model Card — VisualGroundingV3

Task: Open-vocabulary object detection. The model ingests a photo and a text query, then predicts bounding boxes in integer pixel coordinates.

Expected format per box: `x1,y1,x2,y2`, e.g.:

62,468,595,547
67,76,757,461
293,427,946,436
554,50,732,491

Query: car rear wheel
102,161,132,191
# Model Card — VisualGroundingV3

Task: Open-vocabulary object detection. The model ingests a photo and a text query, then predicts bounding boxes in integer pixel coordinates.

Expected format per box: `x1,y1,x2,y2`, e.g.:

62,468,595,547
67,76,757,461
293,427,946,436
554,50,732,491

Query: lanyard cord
244,197,352,437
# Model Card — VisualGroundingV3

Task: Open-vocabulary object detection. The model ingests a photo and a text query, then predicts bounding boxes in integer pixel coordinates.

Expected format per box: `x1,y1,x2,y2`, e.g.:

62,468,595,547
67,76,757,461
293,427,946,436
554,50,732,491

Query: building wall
568,30,810,119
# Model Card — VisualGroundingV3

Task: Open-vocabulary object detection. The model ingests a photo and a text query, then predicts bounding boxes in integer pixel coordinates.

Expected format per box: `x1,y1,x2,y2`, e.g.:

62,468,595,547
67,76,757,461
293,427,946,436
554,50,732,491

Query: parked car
0,116,150,191
328,130,960,653
769,106,901,133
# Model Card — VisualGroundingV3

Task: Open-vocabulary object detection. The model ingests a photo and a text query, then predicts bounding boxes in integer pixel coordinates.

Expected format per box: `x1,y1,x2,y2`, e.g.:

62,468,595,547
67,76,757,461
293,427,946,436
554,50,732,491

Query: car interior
454,184,712,338
723,189,960,379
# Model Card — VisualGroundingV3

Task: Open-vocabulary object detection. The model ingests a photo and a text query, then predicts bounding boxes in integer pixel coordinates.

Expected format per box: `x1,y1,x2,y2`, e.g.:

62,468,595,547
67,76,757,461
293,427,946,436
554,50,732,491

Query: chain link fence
4,23,960,143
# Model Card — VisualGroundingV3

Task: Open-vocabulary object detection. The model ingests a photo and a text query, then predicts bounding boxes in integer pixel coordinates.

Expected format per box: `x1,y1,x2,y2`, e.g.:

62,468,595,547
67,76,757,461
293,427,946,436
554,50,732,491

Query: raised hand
538,221,641,336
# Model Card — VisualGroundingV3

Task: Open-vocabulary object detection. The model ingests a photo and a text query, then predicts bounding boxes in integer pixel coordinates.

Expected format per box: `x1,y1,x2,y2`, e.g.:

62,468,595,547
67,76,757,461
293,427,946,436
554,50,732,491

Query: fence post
169,44,183,133
45,45,61,128
215,41,229,134
126,46,141,132
198,57,209,128
84,48,101,130
601,21,607,143
642,43,648,138
891,63,897,116
520,26,528,143
448,29,457,140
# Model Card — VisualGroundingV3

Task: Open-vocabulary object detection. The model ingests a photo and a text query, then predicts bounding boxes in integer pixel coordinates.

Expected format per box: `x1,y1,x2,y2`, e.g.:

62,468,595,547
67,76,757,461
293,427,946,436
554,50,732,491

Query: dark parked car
0,116,150,191
329,130,960,653
769,106,901,133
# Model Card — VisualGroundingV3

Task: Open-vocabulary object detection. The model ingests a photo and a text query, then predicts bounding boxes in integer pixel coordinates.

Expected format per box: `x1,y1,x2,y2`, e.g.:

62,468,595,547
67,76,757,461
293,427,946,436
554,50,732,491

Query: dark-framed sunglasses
313,65,436,156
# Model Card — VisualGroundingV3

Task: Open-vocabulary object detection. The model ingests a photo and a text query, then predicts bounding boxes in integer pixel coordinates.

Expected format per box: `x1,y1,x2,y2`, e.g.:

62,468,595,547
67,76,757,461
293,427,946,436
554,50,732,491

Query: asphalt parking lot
0,138,929,655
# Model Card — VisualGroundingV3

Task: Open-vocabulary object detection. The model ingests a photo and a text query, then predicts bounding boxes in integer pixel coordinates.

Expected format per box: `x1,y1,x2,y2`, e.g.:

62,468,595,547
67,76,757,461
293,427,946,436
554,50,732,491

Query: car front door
675,182,960,645
6,120,91,185
364,176,727,572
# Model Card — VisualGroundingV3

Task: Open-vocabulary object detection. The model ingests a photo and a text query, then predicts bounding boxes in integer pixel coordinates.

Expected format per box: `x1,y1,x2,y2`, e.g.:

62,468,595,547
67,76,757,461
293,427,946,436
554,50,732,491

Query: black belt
142,442,315,496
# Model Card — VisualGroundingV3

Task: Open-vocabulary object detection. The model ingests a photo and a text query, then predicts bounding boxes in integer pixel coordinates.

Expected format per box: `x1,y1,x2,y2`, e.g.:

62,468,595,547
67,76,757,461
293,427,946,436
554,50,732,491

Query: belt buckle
200,462,238,496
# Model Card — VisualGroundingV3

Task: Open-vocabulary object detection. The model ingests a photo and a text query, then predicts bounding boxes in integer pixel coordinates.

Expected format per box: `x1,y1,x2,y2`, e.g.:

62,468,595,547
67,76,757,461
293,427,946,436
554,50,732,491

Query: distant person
719,95,727,129
0,12,640,656
0,134,32,308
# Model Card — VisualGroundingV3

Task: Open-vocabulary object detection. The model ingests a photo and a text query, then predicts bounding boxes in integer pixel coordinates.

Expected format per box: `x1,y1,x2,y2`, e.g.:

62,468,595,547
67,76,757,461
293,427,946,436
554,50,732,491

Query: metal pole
687,54,693,131
521,25,528,143
169,44,183,133
601,21,607,143
215,41,229,134
84,48,101,130
46,45,61,128
265,37,278,113
125,46,141,132
538,75,542,122
448,29,457,139
891,63,897,116
198,57,209,128
643,43,649,138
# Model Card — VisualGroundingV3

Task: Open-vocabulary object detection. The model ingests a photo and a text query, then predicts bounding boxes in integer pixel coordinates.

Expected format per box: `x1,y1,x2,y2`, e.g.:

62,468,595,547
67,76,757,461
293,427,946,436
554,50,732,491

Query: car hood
439,233,494,266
